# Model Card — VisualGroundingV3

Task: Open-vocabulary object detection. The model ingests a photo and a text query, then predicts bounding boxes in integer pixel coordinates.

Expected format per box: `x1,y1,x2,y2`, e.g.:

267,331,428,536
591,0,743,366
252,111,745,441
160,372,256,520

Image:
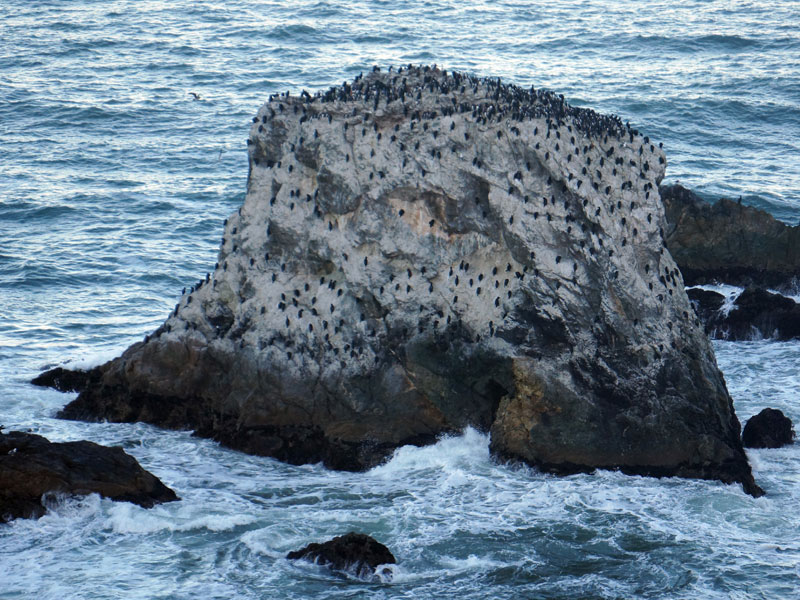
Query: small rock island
53,66,761,495
0,431,177,522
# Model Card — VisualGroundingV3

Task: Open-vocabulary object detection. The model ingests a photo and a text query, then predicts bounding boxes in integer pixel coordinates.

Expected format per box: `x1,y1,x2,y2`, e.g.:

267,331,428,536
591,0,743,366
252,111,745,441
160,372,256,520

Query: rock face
663,184,800,288
742,409,795,449
0,431,178,522
286,532,396,579
687,287,800,341
56,66,760,494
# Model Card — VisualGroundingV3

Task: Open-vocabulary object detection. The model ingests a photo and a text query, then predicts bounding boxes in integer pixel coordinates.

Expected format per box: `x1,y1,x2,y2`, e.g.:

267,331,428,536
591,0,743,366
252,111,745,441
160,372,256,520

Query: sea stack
57,66,761,495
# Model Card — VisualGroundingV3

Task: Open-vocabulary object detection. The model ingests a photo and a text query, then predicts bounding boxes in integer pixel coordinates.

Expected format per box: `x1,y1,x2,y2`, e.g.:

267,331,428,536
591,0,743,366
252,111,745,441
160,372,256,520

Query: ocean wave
267,24,321,39
105,502,256,535
631,32,759,51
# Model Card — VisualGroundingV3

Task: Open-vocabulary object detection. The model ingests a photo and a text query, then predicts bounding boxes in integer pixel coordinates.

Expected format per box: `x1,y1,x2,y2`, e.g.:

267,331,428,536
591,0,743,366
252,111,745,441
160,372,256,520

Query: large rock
0,431,178,522
742,409,795,449
663,184,800,288
54,66,760,494
286,532,396,579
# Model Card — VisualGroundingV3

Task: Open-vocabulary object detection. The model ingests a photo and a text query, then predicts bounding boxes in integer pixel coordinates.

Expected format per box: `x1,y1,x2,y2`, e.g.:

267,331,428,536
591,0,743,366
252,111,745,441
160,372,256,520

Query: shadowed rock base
488,355,763,497
0,431,178,522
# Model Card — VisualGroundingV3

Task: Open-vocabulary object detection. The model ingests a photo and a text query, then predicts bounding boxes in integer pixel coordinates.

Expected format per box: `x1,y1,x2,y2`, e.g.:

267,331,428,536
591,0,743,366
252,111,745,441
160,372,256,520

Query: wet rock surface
663,184,800,288
686,288,726,324
48,66,760,494
719,288,800,341
742,409,795,449
0,431,178,522
286,532,396,579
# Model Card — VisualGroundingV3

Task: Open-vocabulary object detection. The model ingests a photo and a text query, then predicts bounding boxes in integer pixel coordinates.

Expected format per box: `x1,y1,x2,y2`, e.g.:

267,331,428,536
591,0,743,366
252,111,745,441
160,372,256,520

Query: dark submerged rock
663,184,800,288
690,287,800,341
0,431,178,523
721,288,800,340
31,366,101,393
686,288,726,325
44,66,761,496
742,409,795,449
286,532,396,579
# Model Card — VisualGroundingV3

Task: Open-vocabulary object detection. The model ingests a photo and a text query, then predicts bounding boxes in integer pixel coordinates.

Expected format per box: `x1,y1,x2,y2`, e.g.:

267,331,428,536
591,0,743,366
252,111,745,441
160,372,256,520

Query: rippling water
2,1,799,598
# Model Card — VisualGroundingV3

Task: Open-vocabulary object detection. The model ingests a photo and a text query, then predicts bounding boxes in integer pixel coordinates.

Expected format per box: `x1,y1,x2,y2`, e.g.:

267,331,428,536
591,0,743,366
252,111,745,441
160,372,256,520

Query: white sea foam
768,286,800,303
369,427,491,478
105,501,256,534
686,283,744,316
439,554,510,572
59,346,130,370
1,404,798,599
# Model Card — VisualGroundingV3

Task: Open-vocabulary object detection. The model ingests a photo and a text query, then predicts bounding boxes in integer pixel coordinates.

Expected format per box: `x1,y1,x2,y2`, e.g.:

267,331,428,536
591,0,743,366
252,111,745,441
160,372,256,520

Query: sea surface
1,1,799,598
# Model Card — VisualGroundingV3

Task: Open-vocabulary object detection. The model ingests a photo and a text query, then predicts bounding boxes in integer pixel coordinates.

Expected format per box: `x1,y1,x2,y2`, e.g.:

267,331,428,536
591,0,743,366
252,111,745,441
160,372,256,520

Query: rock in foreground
55,66,760,495
287,532,396,579
0,431,178,522
742,409,795,449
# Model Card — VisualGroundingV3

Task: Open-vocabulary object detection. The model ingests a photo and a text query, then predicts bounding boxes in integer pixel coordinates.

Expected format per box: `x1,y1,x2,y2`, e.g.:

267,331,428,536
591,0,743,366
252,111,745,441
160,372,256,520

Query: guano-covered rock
56,66,760,495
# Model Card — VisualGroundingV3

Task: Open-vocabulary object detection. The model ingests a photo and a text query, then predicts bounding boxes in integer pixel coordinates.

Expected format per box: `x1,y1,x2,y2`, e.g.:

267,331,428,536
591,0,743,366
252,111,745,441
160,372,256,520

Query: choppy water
1,1,799,598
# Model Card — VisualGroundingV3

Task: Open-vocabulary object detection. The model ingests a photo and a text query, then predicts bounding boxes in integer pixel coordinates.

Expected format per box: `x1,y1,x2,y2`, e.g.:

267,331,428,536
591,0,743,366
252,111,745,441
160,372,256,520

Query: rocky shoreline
33,67,767,496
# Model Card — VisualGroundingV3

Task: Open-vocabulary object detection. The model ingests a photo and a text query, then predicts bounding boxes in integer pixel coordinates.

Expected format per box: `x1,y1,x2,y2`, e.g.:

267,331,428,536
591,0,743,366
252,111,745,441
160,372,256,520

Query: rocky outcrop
0,431,178,522
686,288,727,325
742,409,795,449
52,66,760,495
725,288,800,340
32,366,101,393
662,184,800,288
687,287,800,340
286,532,396,579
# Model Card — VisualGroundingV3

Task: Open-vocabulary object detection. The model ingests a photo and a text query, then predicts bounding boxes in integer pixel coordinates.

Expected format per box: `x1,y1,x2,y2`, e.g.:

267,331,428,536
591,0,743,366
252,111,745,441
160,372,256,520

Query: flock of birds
272,64,642,144
156,66,692,368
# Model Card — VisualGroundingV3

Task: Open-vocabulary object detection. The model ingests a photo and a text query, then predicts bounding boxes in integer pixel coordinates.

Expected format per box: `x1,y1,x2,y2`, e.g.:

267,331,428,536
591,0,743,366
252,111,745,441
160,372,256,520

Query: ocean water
1,0,799,598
